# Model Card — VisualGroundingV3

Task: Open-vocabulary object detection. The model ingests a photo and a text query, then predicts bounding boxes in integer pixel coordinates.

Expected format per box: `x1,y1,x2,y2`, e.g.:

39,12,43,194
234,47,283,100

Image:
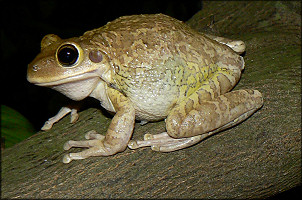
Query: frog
27,14,263,163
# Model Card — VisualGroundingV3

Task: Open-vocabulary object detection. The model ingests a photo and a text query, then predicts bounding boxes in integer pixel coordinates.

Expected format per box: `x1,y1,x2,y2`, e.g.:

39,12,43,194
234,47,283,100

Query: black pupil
57,45,79,66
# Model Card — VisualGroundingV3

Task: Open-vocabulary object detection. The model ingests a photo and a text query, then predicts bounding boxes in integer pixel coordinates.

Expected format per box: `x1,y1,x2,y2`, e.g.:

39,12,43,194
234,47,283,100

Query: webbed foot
128,132,209,152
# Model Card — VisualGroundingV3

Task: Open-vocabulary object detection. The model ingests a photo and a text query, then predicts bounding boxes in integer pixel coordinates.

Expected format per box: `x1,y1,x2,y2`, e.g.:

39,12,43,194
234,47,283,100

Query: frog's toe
63,130,105,151
149,135,201,152
128,132,170,149
62,145,107,163
70,109,79,123
63,141,72,150
127,140,140,149
144,133,154,140
62,139,111,163
85,130,105,140
41,121,53,131
144,132,168,140
62,154,72,164
139,120,148,125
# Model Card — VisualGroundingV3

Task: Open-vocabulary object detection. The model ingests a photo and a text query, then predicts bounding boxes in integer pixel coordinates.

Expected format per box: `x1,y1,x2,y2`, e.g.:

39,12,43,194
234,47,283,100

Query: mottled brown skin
27,14,263,163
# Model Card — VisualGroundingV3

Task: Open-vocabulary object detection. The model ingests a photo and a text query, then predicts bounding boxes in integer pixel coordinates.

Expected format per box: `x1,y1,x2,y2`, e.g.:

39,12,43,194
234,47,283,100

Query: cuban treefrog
27,14,263,163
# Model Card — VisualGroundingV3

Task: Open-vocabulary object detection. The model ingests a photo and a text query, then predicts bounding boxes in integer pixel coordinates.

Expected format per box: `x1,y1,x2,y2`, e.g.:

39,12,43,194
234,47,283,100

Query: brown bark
2,1,301,198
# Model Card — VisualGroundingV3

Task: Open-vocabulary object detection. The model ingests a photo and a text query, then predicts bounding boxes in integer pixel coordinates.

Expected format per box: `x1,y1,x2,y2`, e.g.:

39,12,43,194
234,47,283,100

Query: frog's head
27,34,112,100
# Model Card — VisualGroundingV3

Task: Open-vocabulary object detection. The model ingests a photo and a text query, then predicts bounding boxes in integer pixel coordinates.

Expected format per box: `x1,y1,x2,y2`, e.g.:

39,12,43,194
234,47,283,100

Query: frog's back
84,14,244,121
84,14,238,69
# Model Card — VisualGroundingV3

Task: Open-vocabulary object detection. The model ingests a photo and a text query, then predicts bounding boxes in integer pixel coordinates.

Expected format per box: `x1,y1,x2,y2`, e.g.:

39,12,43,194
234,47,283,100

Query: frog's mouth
32,70,101,101
33,70,100,87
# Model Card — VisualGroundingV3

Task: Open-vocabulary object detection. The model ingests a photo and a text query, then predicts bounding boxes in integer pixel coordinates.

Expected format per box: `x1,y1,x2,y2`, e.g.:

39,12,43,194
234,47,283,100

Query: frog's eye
57,44,79,66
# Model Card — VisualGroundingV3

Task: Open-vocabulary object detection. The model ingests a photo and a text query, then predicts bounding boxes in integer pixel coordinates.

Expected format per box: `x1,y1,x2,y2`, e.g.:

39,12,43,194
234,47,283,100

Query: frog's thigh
166,89,263,139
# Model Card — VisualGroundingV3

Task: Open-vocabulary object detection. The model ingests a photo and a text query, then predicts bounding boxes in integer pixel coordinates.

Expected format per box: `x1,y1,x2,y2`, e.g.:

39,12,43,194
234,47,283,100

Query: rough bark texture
2,1,301,198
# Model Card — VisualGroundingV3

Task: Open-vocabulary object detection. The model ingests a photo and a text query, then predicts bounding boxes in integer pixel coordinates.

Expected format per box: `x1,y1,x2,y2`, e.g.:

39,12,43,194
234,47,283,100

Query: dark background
1,0,299,198
1,0,202,130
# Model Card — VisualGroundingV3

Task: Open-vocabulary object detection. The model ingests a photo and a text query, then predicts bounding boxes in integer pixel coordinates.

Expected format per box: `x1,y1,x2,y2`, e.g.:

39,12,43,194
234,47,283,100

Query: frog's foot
139,120,148,125
128,132,211,152
41,107,79,130
203,33,246,54
63,130,111,163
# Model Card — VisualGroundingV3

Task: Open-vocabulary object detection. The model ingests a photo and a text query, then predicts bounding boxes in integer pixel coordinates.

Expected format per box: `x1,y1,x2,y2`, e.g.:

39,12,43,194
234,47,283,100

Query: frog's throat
34,70,102,101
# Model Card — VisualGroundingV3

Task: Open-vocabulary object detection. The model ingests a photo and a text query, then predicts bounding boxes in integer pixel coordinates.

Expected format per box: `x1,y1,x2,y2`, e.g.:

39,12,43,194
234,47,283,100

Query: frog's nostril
32,65,40,72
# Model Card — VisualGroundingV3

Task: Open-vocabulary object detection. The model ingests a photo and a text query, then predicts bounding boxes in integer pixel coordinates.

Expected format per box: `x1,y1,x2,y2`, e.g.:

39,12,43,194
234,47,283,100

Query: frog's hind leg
128,132,209,152
128,89,263,152
204,33,246,54
167,89,263,138
128,58,262,152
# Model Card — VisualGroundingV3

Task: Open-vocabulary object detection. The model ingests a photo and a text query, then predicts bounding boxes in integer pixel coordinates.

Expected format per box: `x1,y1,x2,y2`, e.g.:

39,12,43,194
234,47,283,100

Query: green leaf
1,105,35,148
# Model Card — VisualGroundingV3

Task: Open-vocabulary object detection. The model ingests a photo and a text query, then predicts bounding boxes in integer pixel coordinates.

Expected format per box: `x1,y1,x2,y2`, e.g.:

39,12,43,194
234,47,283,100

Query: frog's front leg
41,107,79,130
129,89,263,152
63,89,135,163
